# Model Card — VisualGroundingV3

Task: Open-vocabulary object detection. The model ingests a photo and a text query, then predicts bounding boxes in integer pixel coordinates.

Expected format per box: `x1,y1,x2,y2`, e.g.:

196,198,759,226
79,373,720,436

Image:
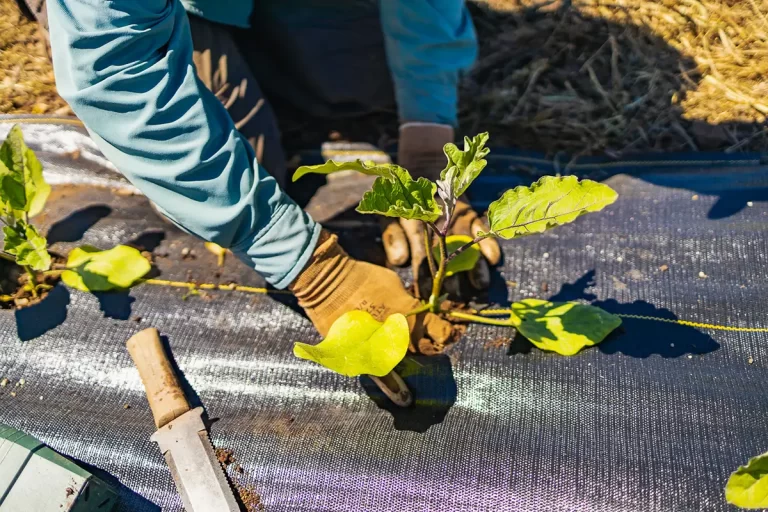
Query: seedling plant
0,125,150,306
291,133,622,399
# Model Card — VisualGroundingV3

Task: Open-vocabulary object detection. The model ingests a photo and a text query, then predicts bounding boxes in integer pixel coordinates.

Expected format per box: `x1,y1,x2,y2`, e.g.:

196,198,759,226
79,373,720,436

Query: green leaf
357,168,442,222
512,299,621,356
0,125,50,217
726,450,768,509
293,311,410,377
440,132,490,198
3,223,51,271
434,234,481,277
61,245,151,292
293,159,401,182
484,176,618,240
293,160,442,222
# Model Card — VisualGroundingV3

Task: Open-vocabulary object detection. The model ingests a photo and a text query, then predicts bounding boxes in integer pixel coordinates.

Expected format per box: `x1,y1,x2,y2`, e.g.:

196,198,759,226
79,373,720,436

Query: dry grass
463,0,768,154
1,0,767,154
0,0,67,115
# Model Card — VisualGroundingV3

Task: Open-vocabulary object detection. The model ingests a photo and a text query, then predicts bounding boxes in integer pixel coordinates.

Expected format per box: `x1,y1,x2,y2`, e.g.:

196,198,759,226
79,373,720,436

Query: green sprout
291,132,622,386
0,125,150,303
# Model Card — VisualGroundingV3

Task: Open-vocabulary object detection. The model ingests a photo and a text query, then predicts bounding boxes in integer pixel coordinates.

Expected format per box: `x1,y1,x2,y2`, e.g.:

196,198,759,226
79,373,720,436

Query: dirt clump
0,254,65,310
236,484,266,512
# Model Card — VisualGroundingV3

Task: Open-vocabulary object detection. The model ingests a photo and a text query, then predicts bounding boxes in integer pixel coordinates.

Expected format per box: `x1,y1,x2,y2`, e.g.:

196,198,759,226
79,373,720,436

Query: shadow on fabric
707,189,768,219
360,354,457,433
542,270,720,358
93,291,136,320
126,230,166,253
157,334,206,412
46,205,112,244
67,456,161,512
15,284,69,341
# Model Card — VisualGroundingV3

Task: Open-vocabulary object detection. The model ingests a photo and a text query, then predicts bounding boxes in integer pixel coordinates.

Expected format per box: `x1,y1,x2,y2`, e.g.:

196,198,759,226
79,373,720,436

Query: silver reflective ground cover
0,117,767,511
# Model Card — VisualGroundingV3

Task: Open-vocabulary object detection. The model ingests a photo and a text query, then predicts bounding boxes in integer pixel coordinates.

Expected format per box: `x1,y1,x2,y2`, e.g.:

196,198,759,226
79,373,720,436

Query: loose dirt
0,254,64,310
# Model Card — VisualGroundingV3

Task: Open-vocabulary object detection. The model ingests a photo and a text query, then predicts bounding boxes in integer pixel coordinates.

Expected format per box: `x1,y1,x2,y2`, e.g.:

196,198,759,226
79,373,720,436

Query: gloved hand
290,230,456,355
381,123,501,298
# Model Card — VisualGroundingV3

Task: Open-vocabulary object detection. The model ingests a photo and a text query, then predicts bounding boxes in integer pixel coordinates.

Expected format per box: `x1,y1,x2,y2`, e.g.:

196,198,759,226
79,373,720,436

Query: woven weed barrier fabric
0,116,767,511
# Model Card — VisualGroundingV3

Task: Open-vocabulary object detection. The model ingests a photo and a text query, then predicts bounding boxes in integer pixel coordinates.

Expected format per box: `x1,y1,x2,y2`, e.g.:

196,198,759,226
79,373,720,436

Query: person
45,0,500,353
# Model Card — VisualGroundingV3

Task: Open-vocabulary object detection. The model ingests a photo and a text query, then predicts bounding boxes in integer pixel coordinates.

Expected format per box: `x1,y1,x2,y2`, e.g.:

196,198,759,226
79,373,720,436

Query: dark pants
188,4,396,188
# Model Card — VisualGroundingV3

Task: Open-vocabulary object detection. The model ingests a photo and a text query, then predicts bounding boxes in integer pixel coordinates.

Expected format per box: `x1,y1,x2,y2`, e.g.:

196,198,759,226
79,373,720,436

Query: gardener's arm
46,0,319,288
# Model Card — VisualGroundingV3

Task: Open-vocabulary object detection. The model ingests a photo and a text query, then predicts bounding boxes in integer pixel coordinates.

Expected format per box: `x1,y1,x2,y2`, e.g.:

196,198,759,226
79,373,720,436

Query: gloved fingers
400,218,429,296
449,200,476,236
399,218,427,265
380,218,409,266
471,217,501,265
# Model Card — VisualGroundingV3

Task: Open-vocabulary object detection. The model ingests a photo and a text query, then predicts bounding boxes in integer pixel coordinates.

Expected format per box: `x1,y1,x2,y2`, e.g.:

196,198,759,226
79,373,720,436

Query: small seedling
292,133,621,403
0,125,150,304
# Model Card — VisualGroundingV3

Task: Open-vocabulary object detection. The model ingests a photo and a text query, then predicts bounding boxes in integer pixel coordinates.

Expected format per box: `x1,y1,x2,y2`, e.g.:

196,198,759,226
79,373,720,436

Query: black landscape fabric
0,116,767,511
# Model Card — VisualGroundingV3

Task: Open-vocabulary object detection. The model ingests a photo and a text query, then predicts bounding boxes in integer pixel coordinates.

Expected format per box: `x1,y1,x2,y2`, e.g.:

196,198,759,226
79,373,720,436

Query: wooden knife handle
126,328,190,428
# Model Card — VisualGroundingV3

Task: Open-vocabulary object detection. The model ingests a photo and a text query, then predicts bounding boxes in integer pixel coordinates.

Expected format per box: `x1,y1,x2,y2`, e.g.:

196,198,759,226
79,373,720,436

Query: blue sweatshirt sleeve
46,0,320,289
380,0,478,126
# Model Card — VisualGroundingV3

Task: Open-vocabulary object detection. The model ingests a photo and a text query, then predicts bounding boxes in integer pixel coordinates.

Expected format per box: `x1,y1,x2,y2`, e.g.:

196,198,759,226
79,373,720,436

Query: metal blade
150,407,239,512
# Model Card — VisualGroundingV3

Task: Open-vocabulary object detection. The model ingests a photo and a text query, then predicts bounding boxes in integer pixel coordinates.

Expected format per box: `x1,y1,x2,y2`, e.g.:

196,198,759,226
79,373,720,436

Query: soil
0,253,64,310
215,448,237,468
235,484,266,512
414,321,467,356
215,446,261,510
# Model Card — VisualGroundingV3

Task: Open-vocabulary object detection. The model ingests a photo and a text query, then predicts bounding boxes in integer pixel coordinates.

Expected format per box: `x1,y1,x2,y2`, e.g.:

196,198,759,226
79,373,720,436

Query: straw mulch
0,0,68,115
1,0,767,155
463,0,768,155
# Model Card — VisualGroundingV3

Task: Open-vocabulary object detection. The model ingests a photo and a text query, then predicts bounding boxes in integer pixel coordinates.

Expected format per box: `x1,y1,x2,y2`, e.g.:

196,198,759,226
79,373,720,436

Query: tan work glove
290,230,456,355
381,123,501,298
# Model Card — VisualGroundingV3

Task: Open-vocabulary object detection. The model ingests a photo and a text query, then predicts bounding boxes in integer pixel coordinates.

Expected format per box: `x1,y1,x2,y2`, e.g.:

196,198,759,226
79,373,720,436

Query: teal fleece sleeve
380,0,478,126
46,0,320,289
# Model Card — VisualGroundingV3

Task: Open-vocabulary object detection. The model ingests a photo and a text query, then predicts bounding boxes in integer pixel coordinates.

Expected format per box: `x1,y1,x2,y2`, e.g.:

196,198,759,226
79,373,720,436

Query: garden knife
126,328,239,512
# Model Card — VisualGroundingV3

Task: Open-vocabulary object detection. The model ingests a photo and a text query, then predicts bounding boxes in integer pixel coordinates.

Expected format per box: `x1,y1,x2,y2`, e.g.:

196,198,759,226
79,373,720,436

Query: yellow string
476,308,768,333
143,278,292,295
141,283,768,333
614,314,768,333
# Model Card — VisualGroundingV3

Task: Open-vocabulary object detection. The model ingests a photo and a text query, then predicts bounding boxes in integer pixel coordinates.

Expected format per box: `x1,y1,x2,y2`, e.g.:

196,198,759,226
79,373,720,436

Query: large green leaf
0,125,50,217
440,132,490,198
357,169,442,222
484,176,617,240
3,223,51,271
293,311,410,377
726,450,768,509
293,159,400,182
512,299,621,356
61,245,151,292
434,234,481,277
293,160,442,222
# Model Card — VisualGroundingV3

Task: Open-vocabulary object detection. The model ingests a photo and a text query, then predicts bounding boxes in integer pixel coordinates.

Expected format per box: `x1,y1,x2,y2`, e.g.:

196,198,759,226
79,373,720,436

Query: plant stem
23,266,38,298
0,251,15,263
406,302,432,317
446,234,492,262
427,234,448,314
448,310,522,327
423,223,437,279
